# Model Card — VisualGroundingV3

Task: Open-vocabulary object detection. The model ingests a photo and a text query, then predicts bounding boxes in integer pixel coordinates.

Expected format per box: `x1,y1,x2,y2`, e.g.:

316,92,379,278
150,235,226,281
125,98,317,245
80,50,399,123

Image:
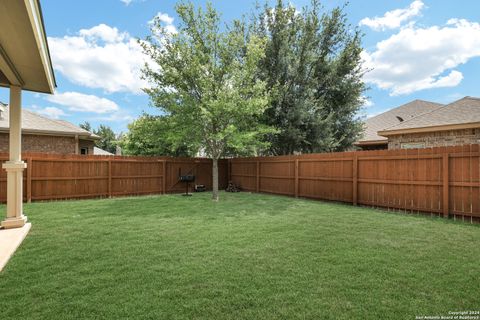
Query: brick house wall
79,139,95,155
0,132,95,154
388,128,480,149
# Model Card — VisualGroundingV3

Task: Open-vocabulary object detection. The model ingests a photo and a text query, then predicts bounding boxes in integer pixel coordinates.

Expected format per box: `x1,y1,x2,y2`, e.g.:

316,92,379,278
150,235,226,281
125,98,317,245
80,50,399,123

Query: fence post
26,157,32,203
294,159,299,198
352,154,358,206
442,153,449,218
162,160,166,194
108,159,112,198
256,161,260,193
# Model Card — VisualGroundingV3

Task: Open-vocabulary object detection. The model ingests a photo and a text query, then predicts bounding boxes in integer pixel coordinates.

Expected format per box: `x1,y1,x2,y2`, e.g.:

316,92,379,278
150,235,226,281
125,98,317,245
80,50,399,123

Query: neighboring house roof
356,99,444,145
0,103,99,140
379,96,480,136
93,147,113,155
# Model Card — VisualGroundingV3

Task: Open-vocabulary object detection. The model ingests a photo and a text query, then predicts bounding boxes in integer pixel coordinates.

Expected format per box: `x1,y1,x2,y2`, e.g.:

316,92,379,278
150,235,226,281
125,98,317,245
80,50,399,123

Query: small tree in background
142,1,273,201
119,114,196,157
80,122,119,154
94,124,118,154
79,121,92,132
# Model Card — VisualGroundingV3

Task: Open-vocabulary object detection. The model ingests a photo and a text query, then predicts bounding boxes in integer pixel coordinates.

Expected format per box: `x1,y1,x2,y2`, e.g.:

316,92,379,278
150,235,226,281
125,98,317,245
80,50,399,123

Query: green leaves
80,124,119,154
137,0,366,199
140,0,366,158
142,1,273,160
254,0,366,155
94,125,117,154
119,115,197,157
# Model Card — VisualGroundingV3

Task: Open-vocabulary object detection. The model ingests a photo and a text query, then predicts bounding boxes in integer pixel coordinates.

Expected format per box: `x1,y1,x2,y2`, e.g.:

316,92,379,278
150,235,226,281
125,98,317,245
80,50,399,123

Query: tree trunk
212,157,219,201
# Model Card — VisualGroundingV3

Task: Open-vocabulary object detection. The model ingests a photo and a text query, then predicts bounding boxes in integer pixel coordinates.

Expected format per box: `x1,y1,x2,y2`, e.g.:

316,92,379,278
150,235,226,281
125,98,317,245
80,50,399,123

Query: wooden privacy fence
229,144,480,222
0,153,227,202
0,145,478,222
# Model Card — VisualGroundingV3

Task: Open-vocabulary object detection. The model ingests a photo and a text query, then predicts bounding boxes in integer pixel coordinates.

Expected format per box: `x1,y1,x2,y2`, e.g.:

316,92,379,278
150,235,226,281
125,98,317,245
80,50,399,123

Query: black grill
179,175,195,182
179,175,195,196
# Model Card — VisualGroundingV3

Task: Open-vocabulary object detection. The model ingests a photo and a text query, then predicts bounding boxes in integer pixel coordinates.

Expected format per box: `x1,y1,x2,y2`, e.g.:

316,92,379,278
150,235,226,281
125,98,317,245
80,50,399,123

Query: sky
1,0,479,133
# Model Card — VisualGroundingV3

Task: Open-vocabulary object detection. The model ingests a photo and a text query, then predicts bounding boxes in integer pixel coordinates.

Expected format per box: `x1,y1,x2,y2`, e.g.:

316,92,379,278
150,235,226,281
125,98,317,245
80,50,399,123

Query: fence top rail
357,154,443,161
0,143,477,164
30,158,167,163
0,152,215,162
298,158,353,162
230,144,479,161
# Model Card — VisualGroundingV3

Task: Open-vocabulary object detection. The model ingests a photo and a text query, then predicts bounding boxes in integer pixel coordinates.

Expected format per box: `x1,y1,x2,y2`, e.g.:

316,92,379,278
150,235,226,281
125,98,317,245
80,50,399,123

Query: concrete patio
0,223,31,271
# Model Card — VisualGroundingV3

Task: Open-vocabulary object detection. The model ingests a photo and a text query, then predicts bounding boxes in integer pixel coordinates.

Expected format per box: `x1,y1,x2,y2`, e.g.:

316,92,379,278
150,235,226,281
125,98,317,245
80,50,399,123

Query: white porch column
1,85,27,229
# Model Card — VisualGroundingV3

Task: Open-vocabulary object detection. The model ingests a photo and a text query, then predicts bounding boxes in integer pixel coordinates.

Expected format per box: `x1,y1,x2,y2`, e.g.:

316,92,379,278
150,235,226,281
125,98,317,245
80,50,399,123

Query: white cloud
390,70,463,95
120,0,147,5
150,12,174,25
48,24,150,94
37,107,67,119
29,105,67,119
148,12,177,34
79,24,127,43
359,0,424,31
41,92,134,124
363,18,480,95
46,92,119,114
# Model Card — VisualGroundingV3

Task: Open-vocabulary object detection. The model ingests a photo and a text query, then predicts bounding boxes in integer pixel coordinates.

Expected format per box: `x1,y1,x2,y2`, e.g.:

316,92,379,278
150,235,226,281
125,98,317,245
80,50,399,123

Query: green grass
0,192,479,320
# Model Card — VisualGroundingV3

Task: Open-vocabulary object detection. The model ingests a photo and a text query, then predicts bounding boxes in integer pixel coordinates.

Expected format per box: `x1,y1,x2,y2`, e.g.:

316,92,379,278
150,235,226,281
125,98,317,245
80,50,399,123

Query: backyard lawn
0,192,479,320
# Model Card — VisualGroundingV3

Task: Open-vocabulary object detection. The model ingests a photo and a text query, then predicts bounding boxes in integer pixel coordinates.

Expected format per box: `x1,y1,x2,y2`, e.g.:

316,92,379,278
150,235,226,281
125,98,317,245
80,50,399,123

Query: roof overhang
0,0,56,93
378,122,480,137
83,134,101,141
0,128,99,140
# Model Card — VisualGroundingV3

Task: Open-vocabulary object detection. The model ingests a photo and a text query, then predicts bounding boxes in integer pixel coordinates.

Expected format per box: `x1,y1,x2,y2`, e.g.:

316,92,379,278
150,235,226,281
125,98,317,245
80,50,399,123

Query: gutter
0,128,100,140
35,0,57,88
378,122,480,137
354,139,388,146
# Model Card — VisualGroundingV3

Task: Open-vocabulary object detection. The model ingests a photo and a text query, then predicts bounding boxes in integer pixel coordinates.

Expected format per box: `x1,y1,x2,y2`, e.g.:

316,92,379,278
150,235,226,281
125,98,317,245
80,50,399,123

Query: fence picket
0,153,228,202
230,145,480,222
0,146,478,222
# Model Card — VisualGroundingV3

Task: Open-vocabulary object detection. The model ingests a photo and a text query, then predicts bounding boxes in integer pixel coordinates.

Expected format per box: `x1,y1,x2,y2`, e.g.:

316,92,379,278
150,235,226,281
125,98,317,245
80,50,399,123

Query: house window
400,142,425,149
80,147,89,155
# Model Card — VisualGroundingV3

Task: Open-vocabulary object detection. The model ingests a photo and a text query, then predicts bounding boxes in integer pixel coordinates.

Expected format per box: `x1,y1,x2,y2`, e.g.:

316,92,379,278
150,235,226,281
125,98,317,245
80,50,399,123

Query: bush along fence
0,153,228,202
228,144,480,223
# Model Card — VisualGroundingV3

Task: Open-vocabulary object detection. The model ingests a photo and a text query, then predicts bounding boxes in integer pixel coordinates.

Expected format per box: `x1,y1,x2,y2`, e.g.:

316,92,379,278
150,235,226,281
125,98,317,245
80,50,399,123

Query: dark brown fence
229,144,480,222
0,153,227,202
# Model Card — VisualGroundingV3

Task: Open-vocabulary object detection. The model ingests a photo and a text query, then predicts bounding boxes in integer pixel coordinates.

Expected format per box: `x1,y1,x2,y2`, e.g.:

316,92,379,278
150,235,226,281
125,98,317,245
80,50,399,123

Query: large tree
119,114,196,157
142,2,273,200
252,0,365,154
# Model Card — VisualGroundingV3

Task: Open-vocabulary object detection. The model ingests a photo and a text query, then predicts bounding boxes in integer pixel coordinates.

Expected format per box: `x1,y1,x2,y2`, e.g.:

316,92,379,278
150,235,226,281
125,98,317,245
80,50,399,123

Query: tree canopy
142,1,273,200
79,122,119,154
94,125,118,154
79,121,92,132
119,114,196,157
252,0,365,155
130,0,366,200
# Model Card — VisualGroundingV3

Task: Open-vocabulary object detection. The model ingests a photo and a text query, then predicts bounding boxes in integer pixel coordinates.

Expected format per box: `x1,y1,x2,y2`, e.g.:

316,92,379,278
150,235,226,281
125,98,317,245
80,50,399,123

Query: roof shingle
0,104,98,139
357,99,443,144
379,97,480,135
